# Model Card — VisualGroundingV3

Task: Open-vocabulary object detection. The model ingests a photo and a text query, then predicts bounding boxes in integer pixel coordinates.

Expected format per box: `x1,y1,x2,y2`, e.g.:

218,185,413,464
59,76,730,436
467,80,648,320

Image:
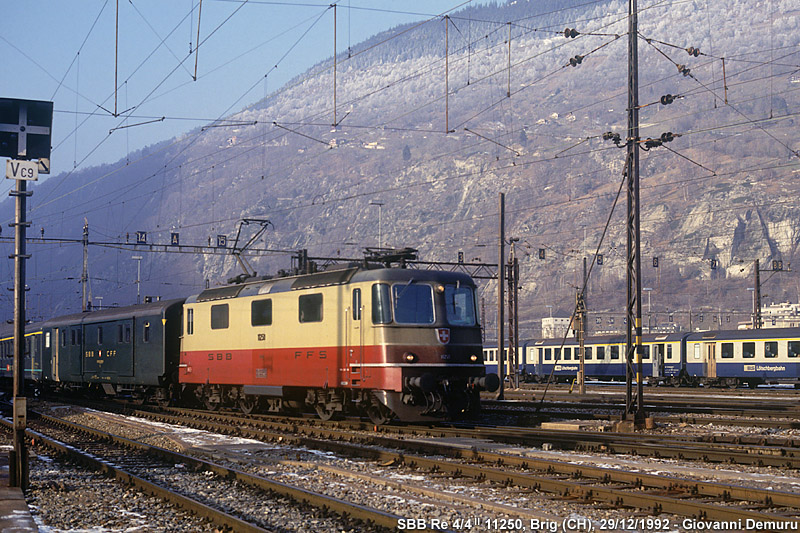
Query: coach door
52,329,60,382
346,288,364,387
705,343,717,378
652,343,663,378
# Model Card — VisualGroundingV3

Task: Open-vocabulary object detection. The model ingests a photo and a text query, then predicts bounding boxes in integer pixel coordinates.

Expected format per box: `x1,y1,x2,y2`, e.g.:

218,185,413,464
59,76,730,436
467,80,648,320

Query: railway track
481,394,800,426
1,411,419,533
60,403,800,525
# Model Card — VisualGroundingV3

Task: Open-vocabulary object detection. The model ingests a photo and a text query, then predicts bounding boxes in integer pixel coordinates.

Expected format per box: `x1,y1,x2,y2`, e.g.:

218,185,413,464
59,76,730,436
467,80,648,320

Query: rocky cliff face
2,0,799,335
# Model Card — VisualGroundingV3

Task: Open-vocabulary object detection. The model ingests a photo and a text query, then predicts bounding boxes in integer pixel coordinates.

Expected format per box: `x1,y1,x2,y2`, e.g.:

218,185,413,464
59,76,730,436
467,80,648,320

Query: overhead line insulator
602,131,622,146
564,28,580,38
660,94,675,105
569,55,584,67
686,46,700,57
676,64,691,77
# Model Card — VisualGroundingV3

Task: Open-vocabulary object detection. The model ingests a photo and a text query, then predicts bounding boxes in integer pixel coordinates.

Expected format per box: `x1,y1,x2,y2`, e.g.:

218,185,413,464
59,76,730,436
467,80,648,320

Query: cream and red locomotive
180,265,498,423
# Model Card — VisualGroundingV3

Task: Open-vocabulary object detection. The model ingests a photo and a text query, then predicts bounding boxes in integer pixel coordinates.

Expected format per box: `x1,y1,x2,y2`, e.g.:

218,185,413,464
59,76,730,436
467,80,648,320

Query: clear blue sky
1,0,492,176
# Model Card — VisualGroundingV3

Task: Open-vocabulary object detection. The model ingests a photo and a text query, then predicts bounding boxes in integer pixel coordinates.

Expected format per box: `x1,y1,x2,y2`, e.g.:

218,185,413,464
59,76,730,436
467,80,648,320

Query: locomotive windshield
392,283,434,324
371,280,477,326
445,285,476,326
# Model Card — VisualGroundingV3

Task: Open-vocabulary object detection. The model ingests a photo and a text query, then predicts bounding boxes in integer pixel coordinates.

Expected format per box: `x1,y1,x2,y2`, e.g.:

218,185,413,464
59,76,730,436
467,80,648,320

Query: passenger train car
1,265,499,424
485,328,800,387
0,322,45,389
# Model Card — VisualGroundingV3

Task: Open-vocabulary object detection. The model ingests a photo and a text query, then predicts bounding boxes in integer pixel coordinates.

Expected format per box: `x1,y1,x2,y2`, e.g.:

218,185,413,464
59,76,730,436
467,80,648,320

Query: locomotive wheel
314,403,339,421
203,391,221,411
238,395,258,415
366,403,393,425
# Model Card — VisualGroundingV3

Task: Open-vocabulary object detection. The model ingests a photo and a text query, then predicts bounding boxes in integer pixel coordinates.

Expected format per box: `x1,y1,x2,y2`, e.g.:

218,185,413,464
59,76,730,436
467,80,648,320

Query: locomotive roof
186,266,476,303
41,298,185,328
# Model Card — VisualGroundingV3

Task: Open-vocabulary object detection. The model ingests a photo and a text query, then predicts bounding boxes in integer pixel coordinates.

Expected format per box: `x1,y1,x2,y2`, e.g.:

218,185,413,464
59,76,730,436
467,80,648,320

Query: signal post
1,98,53,490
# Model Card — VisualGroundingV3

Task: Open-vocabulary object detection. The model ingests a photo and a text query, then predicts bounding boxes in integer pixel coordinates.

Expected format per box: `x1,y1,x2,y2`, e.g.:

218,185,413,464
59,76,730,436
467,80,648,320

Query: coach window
666,344,673,360
392,283,434,324
211,304,230,329
693,343,701,359
299,294,323,323
584,347,592,360
143,322,151,343
642,345,650,360
765,341,778,358
251,299,272,326
742,342,755,359
97,326,103,345
352,289,361,321
788,341,800,358
563,347,571,361
721,342,734,359
610,346,620,360
544,348,552,361
372,284,392,324
595,346,605,360
187,308,194,335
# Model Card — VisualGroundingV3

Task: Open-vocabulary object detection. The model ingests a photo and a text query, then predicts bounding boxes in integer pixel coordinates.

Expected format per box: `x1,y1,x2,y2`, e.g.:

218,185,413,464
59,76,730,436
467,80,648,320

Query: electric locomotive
180,264,499,424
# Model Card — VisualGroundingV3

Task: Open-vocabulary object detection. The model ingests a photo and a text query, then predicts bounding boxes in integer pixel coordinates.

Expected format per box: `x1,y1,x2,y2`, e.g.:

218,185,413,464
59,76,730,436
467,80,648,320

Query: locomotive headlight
404,352,418,363
470,354,479,362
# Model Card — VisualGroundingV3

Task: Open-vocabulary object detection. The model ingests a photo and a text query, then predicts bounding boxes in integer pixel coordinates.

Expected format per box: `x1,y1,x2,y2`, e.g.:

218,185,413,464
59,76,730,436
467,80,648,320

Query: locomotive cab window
372,284,392,324
187,308,194,335
97,326,103,345
143,322,151,343
392,283,434,324
445,285,476,326
765,341,778,358
211,304,229,330
251,299,273,326
299,294,323,323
